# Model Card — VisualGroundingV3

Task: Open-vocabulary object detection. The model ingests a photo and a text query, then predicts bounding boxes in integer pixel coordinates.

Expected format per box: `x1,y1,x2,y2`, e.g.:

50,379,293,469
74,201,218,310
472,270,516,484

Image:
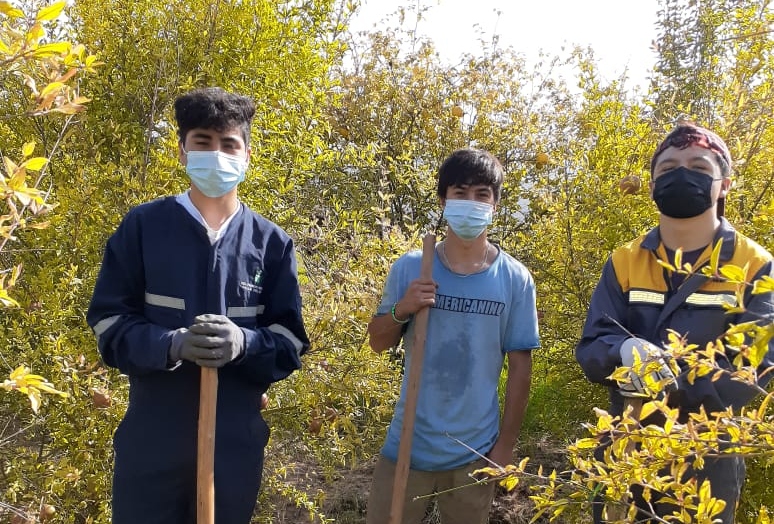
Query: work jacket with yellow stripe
576,218,774,418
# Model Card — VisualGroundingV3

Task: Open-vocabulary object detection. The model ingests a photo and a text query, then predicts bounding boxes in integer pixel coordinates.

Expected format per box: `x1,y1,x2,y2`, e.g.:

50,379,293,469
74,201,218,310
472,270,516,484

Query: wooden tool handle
388,233,436,524
197,367,218,524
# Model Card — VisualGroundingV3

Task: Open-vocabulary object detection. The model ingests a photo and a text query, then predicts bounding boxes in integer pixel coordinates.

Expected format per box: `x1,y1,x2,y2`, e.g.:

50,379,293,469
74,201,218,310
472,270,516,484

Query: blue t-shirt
378,245,540,471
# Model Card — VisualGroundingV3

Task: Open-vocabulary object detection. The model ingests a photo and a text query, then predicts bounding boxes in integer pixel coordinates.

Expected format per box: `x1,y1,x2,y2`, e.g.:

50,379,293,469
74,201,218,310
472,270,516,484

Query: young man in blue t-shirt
366,148,541,524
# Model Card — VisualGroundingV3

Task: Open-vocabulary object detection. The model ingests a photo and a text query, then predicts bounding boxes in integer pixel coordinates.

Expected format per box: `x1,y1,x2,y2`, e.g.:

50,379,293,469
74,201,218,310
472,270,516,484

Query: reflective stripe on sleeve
685,293,736,307
145,292,185,310
93,315,121,338
629,290,665,305
226,305,265,317
268,324,304,355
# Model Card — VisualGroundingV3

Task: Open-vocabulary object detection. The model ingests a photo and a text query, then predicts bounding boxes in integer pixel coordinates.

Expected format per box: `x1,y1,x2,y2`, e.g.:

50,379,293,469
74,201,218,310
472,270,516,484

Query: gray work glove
618,337,678,397
169,327,222,367
186,314,245,367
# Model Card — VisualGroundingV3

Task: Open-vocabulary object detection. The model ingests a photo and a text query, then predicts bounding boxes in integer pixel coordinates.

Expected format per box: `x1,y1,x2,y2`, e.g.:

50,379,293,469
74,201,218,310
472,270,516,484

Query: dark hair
436,148,504,202
650,123,732,178
174,87,256,146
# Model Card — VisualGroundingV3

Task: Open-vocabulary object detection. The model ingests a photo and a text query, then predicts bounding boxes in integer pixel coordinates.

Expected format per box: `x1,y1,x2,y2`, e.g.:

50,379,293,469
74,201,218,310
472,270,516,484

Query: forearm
367,304,410,352
237,325,305,384
498,351,532,447
92,314,178,375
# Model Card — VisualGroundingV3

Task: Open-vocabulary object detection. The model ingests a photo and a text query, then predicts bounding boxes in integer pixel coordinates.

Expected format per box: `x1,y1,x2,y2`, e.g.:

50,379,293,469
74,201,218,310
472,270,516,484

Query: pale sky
349,0,661,89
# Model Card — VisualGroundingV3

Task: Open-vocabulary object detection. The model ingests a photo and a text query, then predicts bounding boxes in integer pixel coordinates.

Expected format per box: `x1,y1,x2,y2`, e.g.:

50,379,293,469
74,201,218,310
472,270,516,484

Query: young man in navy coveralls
87,87,309,523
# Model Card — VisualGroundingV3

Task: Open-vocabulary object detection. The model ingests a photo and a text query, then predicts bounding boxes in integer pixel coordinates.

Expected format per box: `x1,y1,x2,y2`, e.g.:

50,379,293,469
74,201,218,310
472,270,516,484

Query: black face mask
652,166,718,219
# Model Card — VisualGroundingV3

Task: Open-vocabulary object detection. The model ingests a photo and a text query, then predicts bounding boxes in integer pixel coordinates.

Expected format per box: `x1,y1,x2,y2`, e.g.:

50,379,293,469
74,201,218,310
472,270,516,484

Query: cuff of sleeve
167,328,187,370
230,328,248,365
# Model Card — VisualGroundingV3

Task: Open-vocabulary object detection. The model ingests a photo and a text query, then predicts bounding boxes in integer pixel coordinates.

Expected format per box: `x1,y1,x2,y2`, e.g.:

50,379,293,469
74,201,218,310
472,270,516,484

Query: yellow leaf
639,400,658,420
674,248,683,272
0,290,20,307
753,275,774,295
8,159,26,183
656,258,675,272
36,382,69,397
574,438,598,449
719,264,746,283
473,466,501,478
22,141,35,158
26,220,51,229
757,392,772,419
26,22,44,44
28,389,41,413
0,1,25,17
499,474,519,491
9,365,28,380
3,155,18,178
709,239,723,275
52,103,86,114
38,80,66,98
35,1,66,21
32,42,70,58
21,157,48,171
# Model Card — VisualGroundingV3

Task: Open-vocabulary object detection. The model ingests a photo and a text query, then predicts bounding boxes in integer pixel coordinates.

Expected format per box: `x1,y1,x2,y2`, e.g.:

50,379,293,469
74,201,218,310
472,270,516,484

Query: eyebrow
189,132,214,141
657,154,714,166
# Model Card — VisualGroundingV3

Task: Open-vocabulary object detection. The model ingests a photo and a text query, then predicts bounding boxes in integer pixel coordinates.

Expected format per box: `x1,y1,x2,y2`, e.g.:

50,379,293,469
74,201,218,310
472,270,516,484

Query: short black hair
174,87,256,146
436,148,504,202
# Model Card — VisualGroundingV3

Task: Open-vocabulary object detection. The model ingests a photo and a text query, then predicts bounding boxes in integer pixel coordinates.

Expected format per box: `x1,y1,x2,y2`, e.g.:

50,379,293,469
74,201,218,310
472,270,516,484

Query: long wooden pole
388,233,436,524
197,367,218,524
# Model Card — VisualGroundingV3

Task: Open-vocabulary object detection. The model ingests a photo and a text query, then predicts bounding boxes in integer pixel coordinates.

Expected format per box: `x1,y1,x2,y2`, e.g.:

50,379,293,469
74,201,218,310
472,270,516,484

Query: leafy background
1,0,773,522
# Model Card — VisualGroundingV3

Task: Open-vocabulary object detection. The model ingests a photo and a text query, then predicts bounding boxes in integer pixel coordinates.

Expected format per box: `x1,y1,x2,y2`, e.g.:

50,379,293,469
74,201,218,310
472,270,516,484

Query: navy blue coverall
87,196,309,523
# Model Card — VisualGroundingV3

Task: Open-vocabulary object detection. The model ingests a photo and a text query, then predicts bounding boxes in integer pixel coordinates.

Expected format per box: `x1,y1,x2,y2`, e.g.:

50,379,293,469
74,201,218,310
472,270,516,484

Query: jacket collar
642,217,737,263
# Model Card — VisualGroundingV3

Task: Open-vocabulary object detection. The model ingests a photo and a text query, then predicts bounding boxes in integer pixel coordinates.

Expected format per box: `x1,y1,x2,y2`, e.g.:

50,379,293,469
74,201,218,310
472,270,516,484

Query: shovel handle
388,233,436,524
197,367,218,524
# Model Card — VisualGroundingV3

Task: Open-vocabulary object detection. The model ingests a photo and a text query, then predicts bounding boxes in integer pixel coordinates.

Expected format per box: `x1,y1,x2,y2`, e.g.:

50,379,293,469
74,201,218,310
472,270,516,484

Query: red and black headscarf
650,123,732,217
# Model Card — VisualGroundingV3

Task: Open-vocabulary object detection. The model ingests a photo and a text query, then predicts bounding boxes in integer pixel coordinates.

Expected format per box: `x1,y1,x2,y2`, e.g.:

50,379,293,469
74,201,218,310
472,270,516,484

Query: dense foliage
1,0,773,522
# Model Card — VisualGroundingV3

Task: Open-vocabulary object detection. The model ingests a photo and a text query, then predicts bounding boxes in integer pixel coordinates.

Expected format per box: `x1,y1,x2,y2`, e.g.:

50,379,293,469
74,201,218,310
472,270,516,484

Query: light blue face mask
443,199,493,240
184,149,247,197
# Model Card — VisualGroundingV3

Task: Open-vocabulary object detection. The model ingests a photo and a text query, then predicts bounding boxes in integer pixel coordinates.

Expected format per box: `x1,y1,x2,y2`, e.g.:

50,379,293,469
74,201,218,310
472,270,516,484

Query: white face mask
443,199,493,240
183,149,247,197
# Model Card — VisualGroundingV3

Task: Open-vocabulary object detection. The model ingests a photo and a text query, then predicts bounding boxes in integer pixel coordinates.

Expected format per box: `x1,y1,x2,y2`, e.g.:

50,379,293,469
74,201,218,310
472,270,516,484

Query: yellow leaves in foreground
0,264,21,307
1,365,68,413
2,142,49,219
473,457,530,491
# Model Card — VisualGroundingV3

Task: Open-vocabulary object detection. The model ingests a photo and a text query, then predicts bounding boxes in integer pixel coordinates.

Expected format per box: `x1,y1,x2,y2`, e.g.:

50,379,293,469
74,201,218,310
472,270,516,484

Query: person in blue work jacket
87,87,309,524
576,123,774,523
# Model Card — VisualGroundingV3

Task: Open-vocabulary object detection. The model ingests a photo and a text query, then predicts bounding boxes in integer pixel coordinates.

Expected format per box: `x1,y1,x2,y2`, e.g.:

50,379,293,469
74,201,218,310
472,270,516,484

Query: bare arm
367,278,436,353
367,302,411,353
487,350,533,467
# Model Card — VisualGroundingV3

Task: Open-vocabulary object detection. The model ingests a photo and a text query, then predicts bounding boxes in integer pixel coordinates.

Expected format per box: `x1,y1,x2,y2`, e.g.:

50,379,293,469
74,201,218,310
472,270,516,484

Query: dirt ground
263,435,567,524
